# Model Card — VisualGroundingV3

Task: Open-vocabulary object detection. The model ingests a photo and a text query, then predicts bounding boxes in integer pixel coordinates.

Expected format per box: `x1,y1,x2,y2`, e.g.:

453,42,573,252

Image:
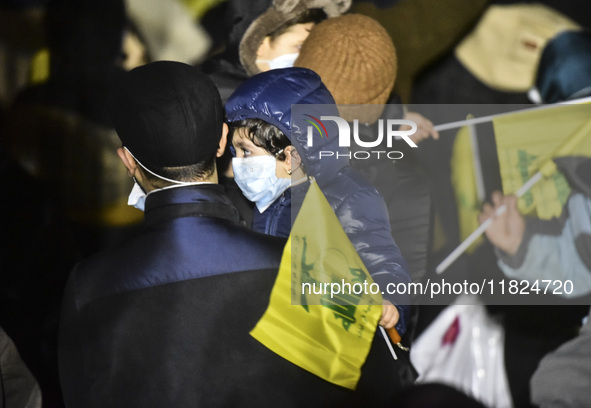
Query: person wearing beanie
295,13,438,141
295,14,436,287
295,13,397,124
57,61,360,407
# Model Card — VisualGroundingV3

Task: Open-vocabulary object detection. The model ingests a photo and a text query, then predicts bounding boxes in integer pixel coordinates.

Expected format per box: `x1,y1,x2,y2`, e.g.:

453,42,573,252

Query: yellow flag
493,103,591,219
29,48,50,85
179,0,226,19
450,120,483,252
250,180,382,390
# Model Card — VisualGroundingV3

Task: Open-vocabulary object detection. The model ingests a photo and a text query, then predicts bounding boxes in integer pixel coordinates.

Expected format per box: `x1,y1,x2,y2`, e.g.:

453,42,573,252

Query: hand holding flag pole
436,115,591,274
436,171,543,274
380,327,398,360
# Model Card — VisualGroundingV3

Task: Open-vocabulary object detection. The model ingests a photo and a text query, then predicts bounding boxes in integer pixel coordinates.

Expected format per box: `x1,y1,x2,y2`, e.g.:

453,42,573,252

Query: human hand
402,111,440,144
479,191,525,255
379,300,399,329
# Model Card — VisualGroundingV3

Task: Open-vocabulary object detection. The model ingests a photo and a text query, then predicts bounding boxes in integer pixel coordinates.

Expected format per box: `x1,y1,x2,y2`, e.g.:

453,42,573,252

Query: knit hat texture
295,13,397,124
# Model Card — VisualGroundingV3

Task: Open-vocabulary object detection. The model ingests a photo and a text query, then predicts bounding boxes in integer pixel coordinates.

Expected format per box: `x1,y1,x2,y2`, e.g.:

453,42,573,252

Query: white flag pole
432,95,591,132
435,171,543,274
379,326,398,361
435,97,591,274
435,108,591,274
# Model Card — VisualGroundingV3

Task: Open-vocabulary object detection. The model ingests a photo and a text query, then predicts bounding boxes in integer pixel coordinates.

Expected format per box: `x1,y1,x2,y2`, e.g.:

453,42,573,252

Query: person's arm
480,191,591,297
403,111,439,144
336,185,412,334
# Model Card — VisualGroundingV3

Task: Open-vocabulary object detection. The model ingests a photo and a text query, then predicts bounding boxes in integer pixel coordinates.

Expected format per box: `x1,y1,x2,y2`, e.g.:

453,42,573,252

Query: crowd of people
0,0,590,407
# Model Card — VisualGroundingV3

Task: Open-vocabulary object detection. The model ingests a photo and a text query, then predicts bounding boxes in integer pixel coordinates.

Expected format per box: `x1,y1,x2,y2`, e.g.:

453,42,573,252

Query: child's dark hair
229,118,290,160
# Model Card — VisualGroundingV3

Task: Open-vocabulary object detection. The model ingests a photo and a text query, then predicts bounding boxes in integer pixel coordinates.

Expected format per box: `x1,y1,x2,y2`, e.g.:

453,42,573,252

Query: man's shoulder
67,222,286,309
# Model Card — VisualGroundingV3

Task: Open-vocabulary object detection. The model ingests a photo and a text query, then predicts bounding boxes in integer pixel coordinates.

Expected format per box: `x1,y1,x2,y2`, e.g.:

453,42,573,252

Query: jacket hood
225,67,349,185
215,0,350,77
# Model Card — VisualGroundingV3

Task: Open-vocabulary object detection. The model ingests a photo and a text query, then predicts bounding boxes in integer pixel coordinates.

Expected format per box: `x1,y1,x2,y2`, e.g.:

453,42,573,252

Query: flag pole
435,172,542,274
379,326,398,360
436,114,591,274
432,95,591,132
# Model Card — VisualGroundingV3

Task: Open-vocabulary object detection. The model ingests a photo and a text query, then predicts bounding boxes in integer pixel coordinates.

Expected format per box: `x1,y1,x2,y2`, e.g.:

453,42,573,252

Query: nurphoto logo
304,115,418,160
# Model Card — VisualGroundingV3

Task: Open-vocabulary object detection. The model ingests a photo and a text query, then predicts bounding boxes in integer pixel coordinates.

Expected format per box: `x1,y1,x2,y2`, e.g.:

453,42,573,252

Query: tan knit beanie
295,13,397,124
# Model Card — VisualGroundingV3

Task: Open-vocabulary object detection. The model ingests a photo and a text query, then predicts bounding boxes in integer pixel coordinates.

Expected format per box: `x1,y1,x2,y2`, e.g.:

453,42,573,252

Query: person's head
295,13,397,124
531,30,591,104
226,67,347,209
255,9,325,72
230,118,303,174
238,0,351,77
228,118,304,212
46,0,127,72
109,61,227,194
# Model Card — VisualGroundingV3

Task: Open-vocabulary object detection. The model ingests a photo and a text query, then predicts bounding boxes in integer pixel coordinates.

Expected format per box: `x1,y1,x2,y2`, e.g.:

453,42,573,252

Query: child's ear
285,146,301,170
288,146,301,166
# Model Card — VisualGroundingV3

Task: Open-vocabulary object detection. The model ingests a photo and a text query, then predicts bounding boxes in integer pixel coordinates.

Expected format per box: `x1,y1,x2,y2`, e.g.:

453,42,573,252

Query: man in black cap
57,61,414,408
56,61,291,407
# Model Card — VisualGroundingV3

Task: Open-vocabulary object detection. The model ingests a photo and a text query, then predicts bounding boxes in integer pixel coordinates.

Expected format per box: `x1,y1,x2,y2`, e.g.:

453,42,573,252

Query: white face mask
232,155,291,213
124,148,215,212
256,52,299,70
128,180,147,211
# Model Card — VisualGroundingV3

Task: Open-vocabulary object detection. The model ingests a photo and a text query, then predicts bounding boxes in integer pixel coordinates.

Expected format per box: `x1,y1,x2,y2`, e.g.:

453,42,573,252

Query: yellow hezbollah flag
450,119,483,252
250,180,382,390
179,0,226,19
493,103,591,219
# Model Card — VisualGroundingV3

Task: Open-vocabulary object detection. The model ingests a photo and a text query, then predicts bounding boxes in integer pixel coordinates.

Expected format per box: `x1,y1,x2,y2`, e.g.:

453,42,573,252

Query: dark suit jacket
59,184,414,407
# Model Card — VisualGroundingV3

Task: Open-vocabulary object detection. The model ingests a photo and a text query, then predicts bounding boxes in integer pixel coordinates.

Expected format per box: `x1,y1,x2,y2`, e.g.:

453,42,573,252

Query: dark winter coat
225,67,412,335
349,101,432,284
58,184,415,407
199,0,273,103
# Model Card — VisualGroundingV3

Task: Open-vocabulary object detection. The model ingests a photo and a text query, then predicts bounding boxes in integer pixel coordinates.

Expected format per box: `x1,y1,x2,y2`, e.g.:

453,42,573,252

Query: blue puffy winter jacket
225,67,411,334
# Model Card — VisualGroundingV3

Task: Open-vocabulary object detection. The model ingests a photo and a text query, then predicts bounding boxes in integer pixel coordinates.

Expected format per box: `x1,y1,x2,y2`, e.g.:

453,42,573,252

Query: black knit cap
109,61,223,171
